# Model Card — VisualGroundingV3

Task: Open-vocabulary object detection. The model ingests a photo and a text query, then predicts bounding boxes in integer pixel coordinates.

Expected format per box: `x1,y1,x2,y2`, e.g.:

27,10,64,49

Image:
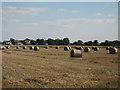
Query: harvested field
2,46,119,88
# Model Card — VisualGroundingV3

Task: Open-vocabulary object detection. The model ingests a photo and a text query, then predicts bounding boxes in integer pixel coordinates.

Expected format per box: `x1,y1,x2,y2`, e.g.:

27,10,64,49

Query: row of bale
106,47,118,54
22,46,118,56
0,46,118,58
0,45,60,50
70,46,118,58
65,46,98,52
0,46,10,50
16,46,40,51
0,46,59,50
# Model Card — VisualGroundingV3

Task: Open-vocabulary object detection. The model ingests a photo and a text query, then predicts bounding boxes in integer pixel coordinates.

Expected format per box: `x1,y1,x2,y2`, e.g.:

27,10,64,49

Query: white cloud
52,18,116,25
96,13,103,17
3,6,48,16
20,7,48,12
71,10,80,14
3,17,117,42
3,6,17,10
96,13,114,17
23,18,116,27
23,18,116,30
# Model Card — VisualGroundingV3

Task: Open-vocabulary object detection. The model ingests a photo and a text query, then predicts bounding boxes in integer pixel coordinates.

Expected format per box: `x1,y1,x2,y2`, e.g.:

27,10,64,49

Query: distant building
2,41,12,45
23,40,31,45
15,40,23,45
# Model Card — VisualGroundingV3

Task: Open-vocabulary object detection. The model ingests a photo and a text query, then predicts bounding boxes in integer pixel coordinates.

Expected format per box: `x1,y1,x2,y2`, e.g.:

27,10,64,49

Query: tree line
1,38,120,46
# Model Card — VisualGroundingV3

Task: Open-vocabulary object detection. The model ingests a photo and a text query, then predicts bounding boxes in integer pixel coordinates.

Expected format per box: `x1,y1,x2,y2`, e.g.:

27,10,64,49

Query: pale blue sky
1,0,119,2
2,2,118,42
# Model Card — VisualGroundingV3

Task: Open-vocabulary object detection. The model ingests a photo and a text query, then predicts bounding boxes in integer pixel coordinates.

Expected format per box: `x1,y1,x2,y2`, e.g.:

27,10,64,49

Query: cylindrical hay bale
75,46,78,49
0,46,5,50
80,47,83,50
70,49,82,57
84,47,90,52
94,47,99,51
64,46,70,51
16,46,20,49
109,48,118,54
6,46,10,49
79,47,83,50
34,46,39,51
23,46,27,49
29,46,34,50
106,47,110,50
44,46,49,49
3,46,5,50
75,47,83,50
50,46,52,48
69,46,71,49
92,47,95,50
55,46,59,49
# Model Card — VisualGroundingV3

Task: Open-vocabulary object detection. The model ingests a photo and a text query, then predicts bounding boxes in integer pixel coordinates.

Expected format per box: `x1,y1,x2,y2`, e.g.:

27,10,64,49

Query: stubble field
2,46,119,88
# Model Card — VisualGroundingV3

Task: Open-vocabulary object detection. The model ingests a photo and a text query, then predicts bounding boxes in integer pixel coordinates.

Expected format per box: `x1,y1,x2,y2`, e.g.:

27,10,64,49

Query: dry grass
2,46,119,88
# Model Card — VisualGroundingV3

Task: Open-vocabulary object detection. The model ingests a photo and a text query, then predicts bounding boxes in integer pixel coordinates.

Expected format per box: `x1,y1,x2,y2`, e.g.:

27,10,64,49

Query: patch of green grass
111,61,120,63
97,80,119,88
104,80,119,88
41,56,46,58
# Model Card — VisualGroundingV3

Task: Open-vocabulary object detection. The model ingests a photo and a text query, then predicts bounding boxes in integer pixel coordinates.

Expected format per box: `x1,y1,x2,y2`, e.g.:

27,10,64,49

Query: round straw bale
109,48,118,54
75,47,83,50
6,46,10,49
44,46,49,49
55,46,59,49
34,46,39,51
16,46,20,49
3,46,5,50
75,46,78,49
0,46,5,50
94,47,99,51
92,47,95,50
64,46,70,51
50,46,52,48
69,46,71,49
70,49,82,57
23,46,27,49
106,47,110,50
29,46,34,50
84,47,90,52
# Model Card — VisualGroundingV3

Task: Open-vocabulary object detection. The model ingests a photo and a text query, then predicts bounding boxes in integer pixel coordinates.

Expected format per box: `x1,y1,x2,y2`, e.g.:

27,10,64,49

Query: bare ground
2,46,119,88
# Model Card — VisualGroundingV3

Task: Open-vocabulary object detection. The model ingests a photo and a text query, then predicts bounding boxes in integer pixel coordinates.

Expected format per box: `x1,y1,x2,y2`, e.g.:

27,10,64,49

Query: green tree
84,41,93,46
111,40,120,46
0,41,2,45
104,40,112,46
54,39,61,45
58,40,63,45
31,40,37,45
10,38,15,45
46,38,55,45
63,38,70,45
73,41,77,45
36,39,45,45
93,40,99,46
99,42,105,46
77,40,83,45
